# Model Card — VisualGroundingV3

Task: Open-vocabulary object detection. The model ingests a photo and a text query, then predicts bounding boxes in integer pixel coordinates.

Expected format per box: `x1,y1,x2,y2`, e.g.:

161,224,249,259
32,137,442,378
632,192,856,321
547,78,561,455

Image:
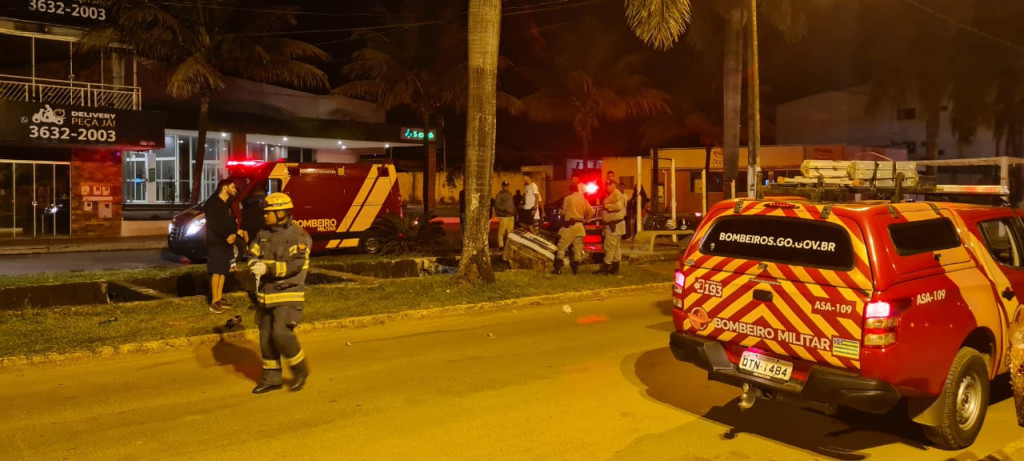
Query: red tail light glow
674,271,685,287
583,182,599,195
865,301,891,318
864,300,898,347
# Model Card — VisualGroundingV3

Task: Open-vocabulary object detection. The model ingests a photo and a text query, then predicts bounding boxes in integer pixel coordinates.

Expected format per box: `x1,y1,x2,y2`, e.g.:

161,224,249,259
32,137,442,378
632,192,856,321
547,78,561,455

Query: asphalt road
0,249,183,275
1,291,1022,460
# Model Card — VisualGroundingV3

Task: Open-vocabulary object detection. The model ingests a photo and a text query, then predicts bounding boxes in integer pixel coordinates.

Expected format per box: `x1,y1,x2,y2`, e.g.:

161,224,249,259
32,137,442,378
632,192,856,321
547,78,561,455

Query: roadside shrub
368,212,447,255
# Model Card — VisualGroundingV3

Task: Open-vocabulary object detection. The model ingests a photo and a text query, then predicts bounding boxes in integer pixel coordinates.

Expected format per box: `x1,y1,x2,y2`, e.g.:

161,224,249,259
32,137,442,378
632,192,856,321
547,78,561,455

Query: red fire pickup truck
671,196,1023,449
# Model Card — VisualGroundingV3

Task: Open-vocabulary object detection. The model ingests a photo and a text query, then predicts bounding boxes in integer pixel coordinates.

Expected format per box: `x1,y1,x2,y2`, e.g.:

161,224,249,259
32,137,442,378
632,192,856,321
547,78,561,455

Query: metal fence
0,74,140,110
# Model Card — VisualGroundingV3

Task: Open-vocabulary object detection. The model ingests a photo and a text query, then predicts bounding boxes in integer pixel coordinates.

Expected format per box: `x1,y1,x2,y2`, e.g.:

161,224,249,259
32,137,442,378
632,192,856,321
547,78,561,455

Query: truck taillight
864,300,899,347
672,271,685,308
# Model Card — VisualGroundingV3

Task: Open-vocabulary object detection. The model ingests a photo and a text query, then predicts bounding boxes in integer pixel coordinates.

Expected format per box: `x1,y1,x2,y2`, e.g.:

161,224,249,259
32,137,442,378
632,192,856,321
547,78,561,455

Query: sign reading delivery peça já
0,100,165,149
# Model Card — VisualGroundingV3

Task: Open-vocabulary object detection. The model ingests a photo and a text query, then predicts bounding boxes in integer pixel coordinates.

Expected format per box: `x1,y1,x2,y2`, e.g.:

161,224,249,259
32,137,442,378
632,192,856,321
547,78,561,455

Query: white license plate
739,351,793,382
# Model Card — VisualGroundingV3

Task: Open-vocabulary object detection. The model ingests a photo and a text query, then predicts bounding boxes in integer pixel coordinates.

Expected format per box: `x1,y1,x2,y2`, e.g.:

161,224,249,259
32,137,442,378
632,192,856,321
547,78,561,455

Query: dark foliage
368,212,447,255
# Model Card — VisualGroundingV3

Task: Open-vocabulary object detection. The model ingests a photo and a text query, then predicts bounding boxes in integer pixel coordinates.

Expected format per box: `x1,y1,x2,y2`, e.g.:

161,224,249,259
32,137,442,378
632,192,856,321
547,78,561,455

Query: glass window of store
121,131,229,204
246,142,288,162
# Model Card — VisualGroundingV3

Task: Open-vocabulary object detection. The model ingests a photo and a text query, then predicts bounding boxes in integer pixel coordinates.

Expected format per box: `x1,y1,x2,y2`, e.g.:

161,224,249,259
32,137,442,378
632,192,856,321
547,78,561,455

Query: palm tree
625,0,810,198
88,0,329,204
454,0,502,284
334,4,467,215
520,17,671,168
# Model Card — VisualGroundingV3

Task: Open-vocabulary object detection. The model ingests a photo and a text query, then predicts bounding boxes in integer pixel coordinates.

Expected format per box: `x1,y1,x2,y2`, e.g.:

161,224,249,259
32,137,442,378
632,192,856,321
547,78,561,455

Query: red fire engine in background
167,160,401,260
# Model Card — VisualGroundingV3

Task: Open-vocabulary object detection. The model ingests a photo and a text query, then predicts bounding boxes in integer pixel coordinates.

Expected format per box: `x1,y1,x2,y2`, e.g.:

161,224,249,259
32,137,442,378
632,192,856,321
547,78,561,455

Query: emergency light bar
226,160,264,168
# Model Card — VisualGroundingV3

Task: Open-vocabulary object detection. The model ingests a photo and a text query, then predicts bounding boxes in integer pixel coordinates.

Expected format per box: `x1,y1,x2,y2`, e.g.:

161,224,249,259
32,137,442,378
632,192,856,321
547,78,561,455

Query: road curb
0,242,167,255
0,282,672,369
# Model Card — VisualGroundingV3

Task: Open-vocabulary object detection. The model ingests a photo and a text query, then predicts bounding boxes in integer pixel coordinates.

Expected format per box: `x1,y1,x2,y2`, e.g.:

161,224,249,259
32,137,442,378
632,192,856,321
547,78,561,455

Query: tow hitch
739,383,763,410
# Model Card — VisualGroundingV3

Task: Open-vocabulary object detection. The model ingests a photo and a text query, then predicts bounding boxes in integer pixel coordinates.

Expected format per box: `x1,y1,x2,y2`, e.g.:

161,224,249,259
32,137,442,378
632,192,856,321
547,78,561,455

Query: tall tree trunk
190,94,210,205
455,0,500,284
722,7,743,199
422,112,435,215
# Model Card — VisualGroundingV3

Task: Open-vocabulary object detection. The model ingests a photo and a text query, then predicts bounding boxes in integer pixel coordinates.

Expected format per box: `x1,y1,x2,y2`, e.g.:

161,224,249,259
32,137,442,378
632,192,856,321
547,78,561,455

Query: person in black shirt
205,178,243,313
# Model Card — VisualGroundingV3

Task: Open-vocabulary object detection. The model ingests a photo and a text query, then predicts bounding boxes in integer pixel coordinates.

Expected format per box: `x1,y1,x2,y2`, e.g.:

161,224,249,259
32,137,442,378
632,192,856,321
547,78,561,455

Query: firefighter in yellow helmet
247,192,312,394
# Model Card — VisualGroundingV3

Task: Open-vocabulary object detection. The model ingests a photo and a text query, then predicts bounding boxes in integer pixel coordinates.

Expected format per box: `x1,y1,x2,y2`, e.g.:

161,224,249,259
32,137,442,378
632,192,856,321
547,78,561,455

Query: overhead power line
900,0,1024,55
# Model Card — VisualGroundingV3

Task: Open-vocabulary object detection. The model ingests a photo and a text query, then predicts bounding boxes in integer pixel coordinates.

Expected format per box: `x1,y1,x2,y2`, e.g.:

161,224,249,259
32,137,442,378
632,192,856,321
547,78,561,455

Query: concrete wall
210,77,383,123
396,170,550,207
601,144,909,215
121,220,169,237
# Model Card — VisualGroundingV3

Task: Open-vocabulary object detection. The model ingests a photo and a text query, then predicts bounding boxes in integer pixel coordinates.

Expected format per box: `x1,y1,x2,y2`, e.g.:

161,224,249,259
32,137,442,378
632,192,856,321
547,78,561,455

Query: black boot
595,263,610,275
252,383,283,394
290,361,309,392
570,260,580,275
551,257,563,275
610,261,620,275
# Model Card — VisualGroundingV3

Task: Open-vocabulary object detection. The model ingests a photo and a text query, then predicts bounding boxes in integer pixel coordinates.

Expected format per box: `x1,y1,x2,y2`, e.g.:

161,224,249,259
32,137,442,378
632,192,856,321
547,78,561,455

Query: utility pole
747,0,761,198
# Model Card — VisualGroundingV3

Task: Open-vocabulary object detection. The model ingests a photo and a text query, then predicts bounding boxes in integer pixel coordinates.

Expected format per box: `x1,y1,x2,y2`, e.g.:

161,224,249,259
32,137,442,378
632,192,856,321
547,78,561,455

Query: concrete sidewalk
0,235,168,255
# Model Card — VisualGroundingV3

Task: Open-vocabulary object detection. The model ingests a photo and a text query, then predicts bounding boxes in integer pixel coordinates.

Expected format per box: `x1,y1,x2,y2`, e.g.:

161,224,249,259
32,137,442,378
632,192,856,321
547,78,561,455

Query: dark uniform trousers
249,223,312,386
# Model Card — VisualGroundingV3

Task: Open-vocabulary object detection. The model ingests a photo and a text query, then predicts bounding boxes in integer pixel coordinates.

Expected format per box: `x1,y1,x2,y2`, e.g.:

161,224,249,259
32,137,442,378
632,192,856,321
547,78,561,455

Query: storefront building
0,5,165,240
119,38,425,218
1,4,422,238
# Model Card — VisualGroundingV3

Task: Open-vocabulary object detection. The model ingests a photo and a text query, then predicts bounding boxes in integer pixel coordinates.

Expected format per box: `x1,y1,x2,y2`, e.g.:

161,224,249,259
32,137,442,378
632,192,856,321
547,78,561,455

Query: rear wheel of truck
359,232,381,254
922,347,989,450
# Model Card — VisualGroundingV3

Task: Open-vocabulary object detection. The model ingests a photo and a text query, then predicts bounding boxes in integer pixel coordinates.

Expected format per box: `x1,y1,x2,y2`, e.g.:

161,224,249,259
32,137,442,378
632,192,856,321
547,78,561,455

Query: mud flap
908,395,944,426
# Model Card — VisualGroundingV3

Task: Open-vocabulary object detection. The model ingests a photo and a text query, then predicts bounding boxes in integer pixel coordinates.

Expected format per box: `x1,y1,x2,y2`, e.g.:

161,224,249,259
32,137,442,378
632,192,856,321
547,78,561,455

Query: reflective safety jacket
248,223,312,307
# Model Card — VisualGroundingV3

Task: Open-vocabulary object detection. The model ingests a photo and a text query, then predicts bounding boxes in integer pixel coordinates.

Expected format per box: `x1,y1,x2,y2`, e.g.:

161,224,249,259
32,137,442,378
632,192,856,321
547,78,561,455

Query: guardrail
0,74,140,110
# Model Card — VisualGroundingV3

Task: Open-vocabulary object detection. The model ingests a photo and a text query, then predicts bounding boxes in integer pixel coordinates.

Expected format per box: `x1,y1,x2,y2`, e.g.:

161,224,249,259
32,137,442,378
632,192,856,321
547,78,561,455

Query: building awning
151,104,421,149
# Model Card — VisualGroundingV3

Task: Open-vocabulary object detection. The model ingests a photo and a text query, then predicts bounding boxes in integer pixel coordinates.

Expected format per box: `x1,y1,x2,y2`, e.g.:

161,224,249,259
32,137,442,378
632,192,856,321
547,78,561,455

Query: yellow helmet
261,192,293,211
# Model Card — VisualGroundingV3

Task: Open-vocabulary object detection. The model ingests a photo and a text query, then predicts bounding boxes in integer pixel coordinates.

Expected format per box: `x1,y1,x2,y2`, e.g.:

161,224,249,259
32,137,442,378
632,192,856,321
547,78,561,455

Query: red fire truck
167,160,401,259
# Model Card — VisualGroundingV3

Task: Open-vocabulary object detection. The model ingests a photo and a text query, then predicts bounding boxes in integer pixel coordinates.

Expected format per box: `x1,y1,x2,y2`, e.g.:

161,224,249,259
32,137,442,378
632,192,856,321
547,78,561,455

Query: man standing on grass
493,180,515,250
248,192,311,394
205,178,245,313
522,173,542,235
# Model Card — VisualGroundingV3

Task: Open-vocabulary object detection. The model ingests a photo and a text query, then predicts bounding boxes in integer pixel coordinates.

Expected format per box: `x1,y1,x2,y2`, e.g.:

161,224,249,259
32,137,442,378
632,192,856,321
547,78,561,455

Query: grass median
0,263,673,359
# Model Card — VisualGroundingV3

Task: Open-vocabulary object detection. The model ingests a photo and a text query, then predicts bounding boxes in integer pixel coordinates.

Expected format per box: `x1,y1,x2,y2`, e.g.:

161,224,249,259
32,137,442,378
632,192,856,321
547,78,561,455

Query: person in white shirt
522,173,542,234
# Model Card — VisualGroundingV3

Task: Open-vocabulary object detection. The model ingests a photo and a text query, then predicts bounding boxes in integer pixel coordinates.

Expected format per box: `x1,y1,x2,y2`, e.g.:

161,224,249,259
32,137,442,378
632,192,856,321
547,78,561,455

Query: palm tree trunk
422,112,435,215
190,94,210,205
455,0,501,284
722,7,743,199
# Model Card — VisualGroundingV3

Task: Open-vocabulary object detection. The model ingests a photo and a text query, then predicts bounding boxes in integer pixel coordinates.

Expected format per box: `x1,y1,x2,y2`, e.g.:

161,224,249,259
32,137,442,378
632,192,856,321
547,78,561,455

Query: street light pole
747,0,761,198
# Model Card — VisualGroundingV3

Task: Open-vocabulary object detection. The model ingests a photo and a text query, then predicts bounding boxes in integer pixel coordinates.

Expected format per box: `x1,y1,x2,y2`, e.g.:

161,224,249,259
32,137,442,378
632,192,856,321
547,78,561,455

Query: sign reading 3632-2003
23,105,116,142
27,0,107,21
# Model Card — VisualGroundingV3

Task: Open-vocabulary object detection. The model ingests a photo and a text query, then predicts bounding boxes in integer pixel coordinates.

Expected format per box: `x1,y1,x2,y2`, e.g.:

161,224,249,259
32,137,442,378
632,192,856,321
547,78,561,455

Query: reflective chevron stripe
285,350,306,366
256,292,305,304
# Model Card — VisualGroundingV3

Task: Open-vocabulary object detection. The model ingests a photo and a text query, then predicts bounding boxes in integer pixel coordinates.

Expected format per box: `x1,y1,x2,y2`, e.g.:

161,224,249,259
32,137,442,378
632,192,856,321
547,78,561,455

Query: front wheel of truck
922,347,989,450
359,232,381,254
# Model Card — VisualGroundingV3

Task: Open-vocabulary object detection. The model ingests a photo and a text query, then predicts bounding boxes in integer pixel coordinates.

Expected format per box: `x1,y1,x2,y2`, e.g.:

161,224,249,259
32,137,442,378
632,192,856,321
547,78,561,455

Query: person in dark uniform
205,178,243,313
247,192,312,394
